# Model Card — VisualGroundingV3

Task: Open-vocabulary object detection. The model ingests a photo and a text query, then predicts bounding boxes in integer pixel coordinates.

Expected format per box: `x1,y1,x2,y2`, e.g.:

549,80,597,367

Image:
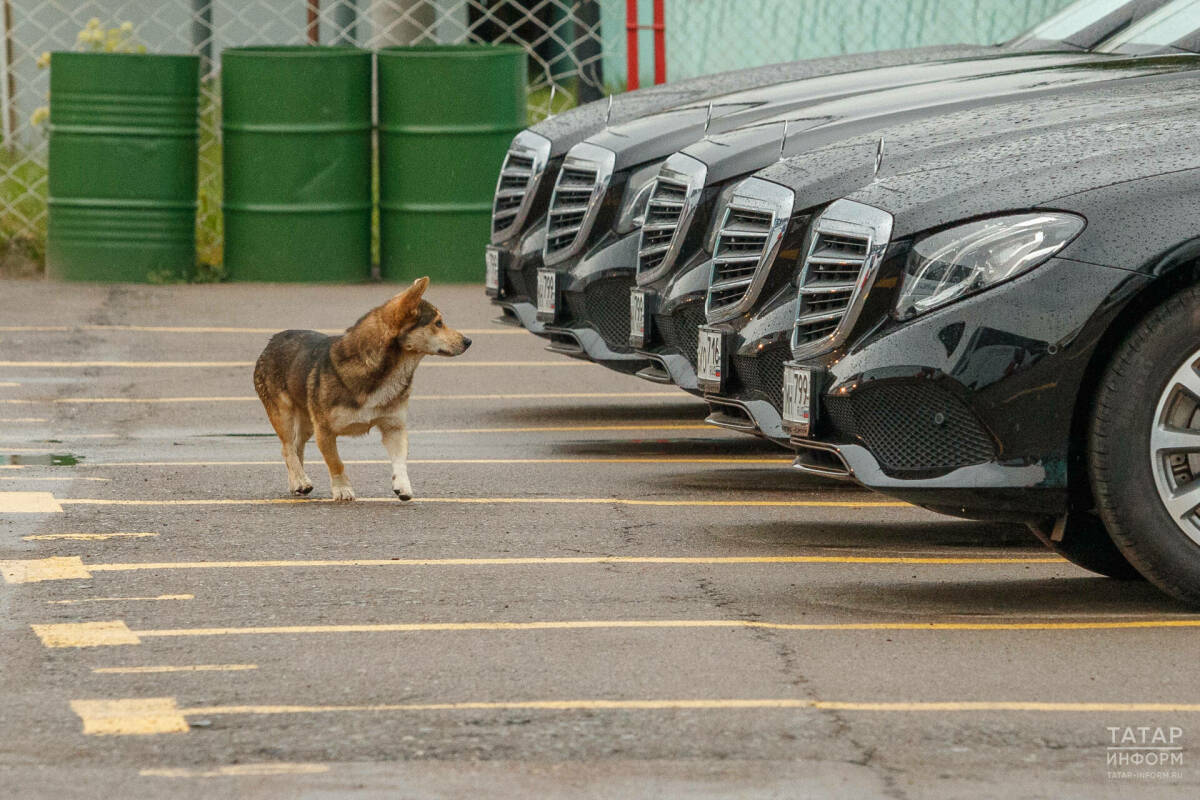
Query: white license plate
697,326,724,390
782,363,817,436
536,270,557,319
485,246,501,292
629,288,648,347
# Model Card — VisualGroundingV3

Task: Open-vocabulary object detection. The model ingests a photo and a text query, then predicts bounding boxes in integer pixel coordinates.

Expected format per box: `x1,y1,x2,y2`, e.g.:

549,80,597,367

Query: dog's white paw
392,474,414,502
331,484,356,501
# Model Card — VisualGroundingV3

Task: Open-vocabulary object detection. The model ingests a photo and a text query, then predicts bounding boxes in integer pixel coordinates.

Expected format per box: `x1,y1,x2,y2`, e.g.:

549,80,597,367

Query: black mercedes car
691,65,1200,601
487,0,1171,352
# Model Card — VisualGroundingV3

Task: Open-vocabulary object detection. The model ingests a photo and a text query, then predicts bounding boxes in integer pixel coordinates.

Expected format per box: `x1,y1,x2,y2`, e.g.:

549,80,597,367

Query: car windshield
1011,0,1133,46
1097,0,1200,52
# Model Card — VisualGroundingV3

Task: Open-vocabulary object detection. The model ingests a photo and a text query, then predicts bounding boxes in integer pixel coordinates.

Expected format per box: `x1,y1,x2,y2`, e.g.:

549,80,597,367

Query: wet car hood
748,71,1200,241
683,55,1200,185
528,45,994,158
577,50,1106,170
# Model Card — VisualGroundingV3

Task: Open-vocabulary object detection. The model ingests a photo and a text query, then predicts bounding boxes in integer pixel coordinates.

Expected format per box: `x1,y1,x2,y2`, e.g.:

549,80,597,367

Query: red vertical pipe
306,0,320,44
626,0,639,90
652,0,666,84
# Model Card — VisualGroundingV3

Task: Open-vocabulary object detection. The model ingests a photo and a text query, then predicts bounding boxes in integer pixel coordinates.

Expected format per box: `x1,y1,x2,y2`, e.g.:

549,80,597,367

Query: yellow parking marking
33,620,142,647
0,360,587,369
0,323,516,336
140,763,330,778
0,391,680,404
49,595,193,605
72,696,1200,736
87,457,791,467
35,615,1197,648
58,496,906,508
0,381,19,386
0,476,109,482
94,664,256,674
0,491,63,513
70,698,189,735
23,531,156,541
1,556,90,583
10,552,1059,588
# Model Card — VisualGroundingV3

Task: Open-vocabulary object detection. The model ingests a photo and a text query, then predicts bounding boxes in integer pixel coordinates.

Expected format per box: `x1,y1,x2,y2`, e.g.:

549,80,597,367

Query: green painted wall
605,0,1076,86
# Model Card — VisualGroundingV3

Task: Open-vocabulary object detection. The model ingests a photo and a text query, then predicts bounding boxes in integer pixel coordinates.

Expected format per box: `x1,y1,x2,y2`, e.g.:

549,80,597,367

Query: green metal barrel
222,47,371,282
378,44,526,282
47,52,199,282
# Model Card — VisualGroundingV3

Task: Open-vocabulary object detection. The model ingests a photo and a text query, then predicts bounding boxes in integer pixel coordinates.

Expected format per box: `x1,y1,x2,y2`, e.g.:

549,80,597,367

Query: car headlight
614,162,663,234
895,213,1085,321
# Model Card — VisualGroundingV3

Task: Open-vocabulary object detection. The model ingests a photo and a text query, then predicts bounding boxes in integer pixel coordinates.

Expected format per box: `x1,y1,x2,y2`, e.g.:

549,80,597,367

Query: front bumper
719,256,1149,519
536,229,651,374
489,220,552,338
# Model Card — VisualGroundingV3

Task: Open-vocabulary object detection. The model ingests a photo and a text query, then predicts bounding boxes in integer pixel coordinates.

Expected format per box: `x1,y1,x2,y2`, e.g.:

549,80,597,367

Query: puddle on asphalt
4,453,81,466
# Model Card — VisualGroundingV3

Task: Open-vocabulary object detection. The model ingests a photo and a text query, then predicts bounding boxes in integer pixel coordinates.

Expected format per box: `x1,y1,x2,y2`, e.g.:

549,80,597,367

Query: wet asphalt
1,281,1197,799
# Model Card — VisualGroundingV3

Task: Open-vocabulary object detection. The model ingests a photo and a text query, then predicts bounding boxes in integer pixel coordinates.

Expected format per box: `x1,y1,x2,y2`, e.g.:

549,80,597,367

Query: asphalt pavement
1,281,1197,799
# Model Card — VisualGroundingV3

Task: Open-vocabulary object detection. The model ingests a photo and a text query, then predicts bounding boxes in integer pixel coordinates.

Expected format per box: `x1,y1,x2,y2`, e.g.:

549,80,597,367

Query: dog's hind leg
316,426,355,501
285,413,314,496
264,397,313,496
379,414,413,501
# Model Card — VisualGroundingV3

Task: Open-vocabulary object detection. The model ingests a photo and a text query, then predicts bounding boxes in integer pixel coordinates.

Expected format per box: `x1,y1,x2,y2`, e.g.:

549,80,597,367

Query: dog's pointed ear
384,277,431,327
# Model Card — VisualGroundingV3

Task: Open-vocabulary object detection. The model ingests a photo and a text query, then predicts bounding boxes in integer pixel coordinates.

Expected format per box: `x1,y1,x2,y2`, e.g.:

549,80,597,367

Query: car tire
1089,285,1200,604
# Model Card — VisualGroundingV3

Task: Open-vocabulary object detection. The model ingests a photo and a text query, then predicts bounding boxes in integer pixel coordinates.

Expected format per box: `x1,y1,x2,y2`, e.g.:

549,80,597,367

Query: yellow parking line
0,476,110,482
0,491,63,513
69,695,1200,736
0,360,587,369
0,381,19,386
56,496,905,509
93,664,256,674
0,391,680,404
48,595,192,605
86,458,790,467
23,532,156,541
10,551,1061,588
140,764,330,778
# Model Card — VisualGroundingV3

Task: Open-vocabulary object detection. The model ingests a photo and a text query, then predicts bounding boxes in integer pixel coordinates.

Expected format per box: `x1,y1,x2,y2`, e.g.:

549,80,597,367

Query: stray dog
253,277,471,501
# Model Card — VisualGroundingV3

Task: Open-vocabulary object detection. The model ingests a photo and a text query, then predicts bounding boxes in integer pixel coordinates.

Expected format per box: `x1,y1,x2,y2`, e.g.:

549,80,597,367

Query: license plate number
536,269,557,321
782,362,818,436
697,326,724,390
629,288,650,348
485,246,502,295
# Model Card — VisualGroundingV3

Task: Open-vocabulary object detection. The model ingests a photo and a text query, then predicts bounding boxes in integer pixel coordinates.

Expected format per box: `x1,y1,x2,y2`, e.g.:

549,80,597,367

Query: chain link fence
0,0,1069,276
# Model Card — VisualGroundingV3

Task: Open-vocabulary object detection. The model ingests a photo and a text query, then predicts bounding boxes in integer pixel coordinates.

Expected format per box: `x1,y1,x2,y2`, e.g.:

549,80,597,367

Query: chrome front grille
490,131,551,243
704,178,794,323
636,154,707,283
791,199,894,358
543,142,615,265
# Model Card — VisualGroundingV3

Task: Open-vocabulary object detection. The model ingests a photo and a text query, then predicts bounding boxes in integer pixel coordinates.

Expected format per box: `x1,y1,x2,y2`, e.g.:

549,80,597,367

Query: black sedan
698,72,1200,602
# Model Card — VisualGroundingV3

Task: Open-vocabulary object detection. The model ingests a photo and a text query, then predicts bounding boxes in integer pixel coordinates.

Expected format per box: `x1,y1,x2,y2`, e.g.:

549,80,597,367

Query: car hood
748,72,1200,239
528,45,994,158
576,50,1104,170
684,55,1200,185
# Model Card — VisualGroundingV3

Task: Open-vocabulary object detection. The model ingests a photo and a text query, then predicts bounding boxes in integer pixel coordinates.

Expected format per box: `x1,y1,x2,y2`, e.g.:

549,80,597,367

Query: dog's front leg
316,426,355,501
379,419,413,501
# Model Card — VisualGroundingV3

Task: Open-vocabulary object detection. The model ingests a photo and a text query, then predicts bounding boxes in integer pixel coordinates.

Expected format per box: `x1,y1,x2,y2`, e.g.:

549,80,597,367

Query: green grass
0,148,48,279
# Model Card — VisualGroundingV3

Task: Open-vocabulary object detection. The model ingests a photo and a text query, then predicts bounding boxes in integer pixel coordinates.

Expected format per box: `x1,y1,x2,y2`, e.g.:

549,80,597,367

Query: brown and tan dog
253,277,470,501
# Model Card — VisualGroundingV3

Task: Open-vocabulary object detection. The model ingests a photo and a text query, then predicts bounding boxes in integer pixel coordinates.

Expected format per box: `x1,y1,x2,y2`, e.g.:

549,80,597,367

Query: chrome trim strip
490,130,552,244
790,199,894,360
704,178,795,324
542,142,616,266
636,153,707,285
